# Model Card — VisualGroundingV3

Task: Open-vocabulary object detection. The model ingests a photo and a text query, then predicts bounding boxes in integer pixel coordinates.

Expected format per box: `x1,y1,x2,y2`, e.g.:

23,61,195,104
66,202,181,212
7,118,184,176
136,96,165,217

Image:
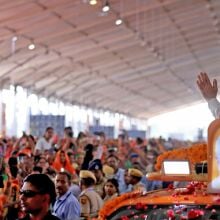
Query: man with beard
106,155,126,193
53,171,80,220
18,173,60,220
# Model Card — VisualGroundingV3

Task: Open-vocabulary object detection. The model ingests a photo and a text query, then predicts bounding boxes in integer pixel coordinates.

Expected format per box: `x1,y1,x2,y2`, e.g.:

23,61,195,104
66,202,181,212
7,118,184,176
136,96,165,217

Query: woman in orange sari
52,150,75,175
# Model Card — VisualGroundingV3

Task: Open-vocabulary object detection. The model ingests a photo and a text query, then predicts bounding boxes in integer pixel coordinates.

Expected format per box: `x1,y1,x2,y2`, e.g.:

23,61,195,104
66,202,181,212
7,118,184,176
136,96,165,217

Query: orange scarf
52,151,75,174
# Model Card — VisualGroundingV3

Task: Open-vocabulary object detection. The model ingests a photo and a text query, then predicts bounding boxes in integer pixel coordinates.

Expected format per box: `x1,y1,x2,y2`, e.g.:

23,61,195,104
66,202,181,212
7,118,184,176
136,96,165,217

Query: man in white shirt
197,72,220,118
35,127,54,155
197,73,220,192
210,137,220,191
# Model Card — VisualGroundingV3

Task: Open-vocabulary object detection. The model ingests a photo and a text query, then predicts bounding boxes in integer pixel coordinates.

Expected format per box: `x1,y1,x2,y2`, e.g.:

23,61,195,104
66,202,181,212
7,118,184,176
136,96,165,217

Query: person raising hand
197,72,220,118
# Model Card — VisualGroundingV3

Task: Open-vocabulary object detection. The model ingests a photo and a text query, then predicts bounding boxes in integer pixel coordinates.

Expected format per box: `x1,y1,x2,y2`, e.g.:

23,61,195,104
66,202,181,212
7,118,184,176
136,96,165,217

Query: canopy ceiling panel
0,0,219,118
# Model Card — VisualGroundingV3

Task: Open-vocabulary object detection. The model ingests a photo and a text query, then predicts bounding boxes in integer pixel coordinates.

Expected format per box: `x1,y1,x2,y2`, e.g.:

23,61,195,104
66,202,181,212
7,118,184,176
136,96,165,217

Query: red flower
202,192,207,196
188,209,204,219
205,204,212,209
172,193,178,197
143,205,148,210
135,203,144,210
121,216,129,220
175,209,182,215
168,184,174,190
187,184,195,194
167,209,175,218
181,207,187,211
215,197,220,203
141,214,147,219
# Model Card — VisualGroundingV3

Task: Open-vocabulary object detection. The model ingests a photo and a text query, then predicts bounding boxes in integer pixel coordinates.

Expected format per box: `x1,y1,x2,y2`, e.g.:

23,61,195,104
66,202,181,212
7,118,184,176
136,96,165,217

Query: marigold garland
98,191,142,220
97,181,216,220
155,143,207,171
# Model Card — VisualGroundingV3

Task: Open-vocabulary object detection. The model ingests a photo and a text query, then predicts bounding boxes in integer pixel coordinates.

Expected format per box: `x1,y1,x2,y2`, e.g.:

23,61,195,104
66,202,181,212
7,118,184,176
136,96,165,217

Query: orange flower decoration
155,143,207,171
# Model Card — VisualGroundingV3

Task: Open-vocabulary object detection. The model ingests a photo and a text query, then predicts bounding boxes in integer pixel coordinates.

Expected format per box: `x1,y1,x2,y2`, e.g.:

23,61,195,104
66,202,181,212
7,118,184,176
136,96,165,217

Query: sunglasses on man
19,190,44,198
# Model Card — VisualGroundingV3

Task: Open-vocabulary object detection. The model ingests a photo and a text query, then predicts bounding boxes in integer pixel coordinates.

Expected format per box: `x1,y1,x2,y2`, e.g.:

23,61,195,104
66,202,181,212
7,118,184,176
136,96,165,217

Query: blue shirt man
107,155,126,193
53,172,80,220
114,168,126,193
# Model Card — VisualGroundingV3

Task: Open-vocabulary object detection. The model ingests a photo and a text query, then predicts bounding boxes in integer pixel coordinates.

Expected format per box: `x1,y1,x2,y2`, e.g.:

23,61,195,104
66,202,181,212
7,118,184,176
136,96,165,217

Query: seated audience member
19,173,60,220
128,168,146,192
103,178,119,203
79,170,103,219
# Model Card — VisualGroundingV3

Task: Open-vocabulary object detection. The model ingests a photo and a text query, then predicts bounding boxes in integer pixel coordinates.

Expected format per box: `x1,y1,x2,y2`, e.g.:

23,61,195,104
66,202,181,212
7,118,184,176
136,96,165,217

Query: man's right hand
197,72,218,101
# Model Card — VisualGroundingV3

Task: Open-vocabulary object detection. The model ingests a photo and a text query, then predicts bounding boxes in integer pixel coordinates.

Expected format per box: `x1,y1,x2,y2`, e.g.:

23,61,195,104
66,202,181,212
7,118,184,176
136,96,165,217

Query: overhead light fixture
140,40,146,47
102,1,110,12
115,18,123,26
89,0,97,5
28,43,35,50
12,36,18,42
11,36,18,54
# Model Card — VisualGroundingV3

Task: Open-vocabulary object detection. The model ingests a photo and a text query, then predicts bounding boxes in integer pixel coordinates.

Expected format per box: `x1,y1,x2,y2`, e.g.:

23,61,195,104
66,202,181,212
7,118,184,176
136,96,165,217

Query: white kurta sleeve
208,98,220,119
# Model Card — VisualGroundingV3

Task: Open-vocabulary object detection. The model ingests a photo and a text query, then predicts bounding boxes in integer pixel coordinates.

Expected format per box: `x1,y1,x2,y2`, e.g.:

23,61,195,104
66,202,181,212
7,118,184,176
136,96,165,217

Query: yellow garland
155,143,207,171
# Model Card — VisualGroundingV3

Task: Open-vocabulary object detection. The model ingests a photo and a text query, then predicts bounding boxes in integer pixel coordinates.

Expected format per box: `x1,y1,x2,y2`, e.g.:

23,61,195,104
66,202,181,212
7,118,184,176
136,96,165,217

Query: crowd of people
0,125,193,220
0,72,218,220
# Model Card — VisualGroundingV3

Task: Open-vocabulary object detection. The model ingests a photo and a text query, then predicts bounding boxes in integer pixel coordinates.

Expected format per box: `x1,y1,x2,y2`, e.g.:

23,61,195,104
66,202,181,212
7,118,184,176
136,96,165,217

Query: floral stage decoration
155,143,207,171
98,181,220,220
